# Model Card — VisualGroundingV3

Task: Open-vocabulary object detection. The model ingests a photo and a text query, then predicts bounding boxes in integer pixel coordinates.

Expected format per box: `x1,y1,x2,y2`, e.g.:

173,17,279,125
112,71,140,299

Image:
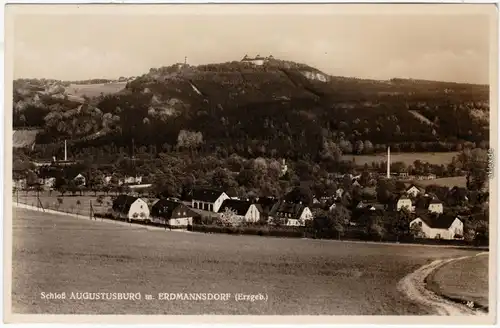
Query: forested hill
13,58,489,161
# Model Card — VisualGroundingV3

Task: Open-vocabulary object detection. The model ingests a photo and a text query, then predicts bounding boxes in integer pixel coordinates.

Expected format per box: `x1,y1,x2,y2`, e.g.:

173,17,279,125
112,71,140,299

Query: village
12,145,489,244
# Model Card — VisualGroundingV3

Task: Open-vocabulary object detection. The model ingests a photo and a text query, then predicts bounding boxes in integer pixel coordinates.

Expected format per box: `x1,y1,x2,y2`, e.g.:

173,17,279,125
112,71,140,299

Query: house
44,177,56,190
410,215,463,240
406,184,424,198
191,188,230,213
356,201,385,212
217,199,262,223
335,188,344,200
150,199,194,227
120,176,143,185
14,178,27,190
269,201,313,226
253,196,279,221
415,195,444,214
73,173,86,186
428,198,444,214
396,195,414,212
112,195,150,221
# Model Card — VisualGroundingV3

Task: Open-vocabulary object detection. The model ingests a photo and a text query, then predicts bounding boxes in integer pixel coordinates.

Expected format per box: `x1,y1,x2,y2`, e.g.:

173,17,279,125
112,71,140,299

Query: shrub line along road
13,202,488,250
11,204,488,315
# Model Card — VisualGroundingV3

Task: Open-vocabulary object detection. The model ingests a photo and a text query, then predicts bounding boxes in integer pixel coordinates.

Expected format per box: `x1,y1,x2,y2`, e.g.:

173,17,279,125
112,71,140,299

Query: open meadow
66,82,127,98
427,254,489,309
415,176,468,188
11,207,484,315
342,152,459,166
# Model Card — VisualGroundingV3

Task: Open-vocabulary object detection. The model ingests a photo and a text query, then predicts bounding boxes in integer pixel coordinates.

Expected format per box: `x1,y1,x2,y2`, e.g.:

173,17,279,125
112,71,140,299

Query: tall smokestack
387,146,391,179
64,140,67,161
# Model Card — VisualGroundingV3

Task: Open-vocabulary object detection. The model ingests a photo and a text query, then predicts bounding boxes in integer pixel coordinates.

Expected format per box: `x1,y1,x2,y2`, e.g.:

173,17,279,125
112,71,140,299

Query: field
427,254,489,309
66,82,127,98
342,152,459,166
11,207,484,315
13,192,115,218
415,176,467,188
12,129,41,148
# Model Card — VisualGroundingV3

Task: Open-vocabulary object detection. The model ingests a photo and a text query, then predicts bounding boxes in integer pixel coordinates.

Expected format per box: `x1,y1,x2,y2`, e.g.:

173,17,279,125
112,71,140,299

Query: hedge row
92,213,488,248
188,224,305,238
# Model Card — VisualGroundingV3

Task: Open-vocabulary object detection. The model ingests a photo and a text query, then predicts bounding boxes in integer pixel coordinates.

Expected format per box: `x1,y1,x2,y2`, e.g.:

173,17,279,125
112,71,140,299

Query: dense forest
13,58,490,163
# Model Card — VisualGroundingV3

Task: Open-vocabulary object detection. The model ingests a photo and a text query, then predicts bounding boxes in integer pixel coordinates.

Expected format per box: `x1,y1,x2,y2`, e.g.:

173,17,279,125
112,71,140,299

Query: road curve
397,253,489,316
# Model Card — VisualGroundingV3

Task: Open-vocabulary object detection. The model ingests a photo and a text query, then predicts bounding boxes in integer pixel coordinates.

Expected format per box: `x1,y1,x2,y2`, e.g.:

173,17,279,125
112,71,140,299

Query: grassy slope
415,176,467,188
12,207,482,315
426,254,489,309
66,82,127,98
342,152,459,166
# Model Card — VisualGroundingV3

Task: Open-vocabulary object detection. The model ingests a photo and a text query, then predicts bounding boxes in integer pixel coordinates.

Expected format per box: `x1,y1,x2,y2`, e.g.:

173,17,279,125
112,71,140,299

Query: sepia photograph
3,3,498,325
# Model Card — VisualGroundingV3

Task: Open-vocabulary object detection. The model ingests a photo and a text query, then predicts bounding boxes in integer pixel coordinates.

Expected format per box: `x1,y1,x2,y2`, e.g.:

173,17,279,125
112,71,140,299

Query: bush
189,224,304,238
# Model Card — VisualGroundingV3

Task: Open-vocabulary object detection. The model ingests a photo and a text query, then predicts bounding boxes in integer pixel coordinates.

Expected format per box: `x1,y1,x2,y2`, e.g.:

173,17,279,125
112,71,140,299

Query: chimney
64,140,67,161
386,146,391,179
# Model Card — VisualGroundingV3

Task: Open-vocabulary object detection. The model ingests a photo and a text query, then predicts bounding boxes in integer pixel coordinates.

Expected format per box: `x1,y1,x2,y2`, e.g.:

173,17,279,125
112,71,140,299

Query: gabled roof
191,188,225,203
270,201,307,220
398,194,411,201
254,196,278,209
417,214,459,229
218,199,254,215
415,194,442,209
112,195,139,213
358,202,385,211
151,199,188,218
406,184,424,192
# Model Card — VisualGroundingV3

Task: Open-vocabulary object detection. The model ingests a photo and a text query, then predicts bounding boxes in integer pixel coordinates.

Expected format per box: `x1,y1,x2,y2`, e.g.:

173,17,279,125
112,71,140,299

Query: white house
406,185,424,198
428,199,444,214
335,188,344,200
112,195,150,221
396,195,414,212
269,201,314,227
151,199,194,228
217,199,262,223
410,215,464,240
44,177,56,189
74,173,86,186
191,188,230,213
120,176,143,185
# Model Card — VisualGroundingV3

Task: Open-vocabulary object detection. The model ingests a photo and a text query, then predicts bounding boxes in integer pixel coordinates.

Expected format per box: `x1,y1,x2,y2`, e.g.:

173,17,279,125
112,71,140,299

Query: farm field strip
11,207,485,315
342,152,459,166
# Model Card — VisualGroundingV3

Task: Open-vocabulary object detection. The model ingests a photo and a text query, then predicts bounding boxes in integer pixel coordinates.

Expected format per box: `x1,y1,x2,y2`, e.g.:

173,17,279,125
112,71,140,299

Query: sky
11,6,493,84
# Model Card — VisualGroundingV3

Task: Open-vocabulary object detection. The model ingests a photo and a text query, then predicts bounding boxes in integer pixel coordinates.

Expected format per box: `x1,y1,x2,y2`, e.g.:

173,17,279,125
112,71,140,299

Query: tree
327,205,351,240
410,221,426,239
355,140,364,154
388,209,411,241
376,178,395,204
284,186,313,205
367,216,387,241
219,207,241,227
464,228,476,243
459,148,489,191
57,197,63,209
76,200,81,215
363,140,374,154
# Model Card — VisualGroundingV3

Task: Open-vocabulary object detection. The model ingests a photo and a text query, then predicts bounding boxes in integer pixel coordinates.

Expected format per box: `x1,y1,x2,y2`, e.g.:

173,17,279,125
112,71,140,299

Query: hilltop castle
241,54,274,66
